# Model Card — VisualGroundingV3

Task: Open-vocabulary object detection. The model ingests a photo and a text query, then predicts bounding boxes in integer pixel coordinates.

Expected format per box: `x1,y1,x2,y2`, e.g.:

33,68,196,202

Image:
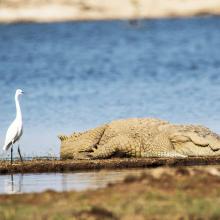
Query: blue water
0,16,220,157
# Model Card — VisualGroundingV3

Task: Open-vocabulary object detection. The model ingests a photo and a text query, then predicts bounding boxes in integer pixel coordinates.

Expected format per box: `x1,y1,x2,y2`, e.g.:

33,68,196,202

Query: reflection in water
0,169,144,194
4,174,23,194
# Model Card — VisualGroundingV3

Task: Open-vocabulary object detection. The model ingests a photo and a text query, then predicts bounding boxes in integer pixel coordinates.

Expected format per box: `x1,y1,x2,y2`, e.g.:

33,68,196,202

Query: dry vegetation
1,158,220,219
1,166,220,219
0,0,220,23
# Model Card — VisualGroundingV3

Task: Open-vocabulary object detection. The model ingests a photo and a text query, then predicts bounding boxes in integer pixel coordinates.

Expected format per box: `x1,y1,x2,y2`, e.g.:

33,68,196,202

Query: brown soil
1,156,220,174
1,166,220,219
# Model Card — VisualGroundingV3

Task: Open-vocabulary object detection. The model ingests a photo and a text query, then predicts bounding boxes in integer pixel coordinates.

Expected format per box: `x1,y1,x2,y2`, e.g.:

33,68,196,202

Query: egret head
16,89,24,96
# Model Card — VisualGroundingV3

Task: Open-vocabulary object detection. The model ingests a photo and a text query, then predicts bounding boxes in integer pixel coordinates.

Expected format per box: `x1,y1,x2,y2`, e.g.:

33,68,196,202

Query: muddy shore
1,156,220,174
1,166,220,219
0,0,220,23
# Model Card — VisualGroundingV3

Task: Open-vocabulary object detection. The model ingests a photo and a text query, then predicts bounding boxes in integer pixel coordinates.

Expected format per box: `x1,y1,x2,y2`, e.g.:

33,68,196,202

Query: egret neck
15,92,22,124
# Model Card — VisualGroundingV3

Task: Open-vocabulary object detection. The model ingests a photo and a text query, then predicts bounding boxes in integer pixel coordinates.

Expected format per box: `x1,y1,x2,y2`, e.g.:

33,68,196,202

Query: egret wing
3,120,18,151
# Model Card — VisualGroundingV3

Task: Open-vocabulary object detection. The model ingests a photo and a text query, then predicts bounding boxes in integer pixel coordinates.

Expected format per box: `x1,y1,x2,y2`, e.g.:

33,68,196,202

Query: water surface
0,169,144,194
0,16,220,157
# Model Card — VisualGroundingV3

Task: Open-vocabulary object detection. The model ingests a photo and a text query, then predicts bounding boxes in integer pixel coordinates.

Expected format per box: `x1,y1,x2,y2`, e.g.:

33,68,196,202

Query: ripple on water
0,17,220,157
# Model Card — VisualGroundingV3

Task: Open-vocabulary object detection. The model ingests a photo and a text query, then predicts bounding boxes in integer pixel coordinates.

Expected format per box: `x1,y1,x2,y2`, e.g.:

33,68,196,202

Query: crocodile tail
58,135,68,141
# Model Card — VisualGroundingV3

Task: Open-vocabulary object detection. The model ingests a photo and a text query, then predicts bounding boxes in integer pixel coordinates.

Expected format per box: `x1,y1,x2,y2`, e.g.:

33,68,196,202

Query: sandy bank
1,166,220,219
0,0,220,23
1,156,220,174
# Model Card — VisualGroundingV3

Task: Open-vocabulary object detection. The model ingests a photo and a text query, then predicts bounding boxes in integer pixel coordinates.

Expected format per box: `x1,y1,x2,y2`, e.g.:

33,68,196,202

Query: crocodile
59,118,220,159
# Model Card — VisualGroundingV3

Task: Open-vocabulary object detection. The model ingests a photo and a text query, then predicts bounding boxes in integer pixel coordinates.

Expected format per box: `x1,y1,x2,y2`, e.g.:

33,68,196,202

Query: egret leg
11,146,13,165
18,145,23,163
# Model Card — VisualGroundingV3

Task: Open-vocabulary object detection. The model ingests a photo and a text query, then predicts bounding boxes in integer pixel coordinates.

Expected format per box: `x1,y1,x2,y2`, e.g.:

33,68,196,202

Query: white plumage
3,89,24,163
3,118,23,151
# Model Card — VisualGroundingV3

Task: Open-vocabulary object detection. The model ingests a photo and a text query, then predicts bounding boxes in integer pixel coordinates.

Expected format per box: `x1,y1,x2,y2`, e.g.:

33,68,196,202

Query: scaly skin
59,118,220,159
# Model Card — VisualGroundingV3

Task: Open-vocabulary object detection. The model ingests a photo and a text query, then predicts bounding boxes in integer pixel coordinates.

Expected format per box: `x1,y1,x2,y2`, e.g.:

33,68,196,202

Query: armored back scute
59,124,107,159
59,118,220,159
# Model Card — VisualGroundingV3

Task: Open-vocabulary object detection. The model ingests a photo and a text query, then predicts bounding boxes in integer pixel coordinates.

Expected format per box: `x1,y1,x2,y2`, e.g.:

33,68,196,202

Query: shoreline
0,0,220,24
1,156,220,174
1,166,220,219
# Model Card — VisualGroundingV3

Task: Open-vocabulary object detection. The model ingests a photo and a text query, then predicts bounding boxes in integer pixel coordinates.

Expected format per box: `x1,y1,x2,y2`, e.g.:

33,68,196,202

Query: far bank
1,0,220,23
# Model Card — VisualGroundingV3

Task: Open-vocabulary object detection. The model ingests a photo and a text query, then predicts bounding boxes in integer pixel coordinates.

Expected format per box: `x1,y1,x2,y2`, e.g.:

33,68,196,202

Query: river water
0,169,145,194
0,16,220,158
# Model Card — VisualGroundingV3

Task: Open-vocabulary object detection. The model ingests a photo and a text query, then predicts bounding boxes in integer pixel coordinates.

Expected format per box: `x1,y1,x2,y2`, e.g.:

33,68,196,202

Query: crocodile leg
141,133,187,158
87,135,137,159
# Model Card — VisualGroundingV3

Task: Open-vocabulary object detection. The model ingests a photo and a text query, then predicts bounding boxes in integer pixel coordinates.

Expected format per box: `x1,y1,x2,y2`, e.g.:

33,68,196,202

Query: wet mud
1,156,220,174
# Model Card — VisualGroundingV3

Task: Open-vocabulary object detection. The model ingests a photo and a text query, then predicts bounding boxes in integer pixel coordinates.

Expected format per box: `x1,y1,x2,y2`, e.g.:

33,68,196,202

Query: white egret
3,89,24,164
